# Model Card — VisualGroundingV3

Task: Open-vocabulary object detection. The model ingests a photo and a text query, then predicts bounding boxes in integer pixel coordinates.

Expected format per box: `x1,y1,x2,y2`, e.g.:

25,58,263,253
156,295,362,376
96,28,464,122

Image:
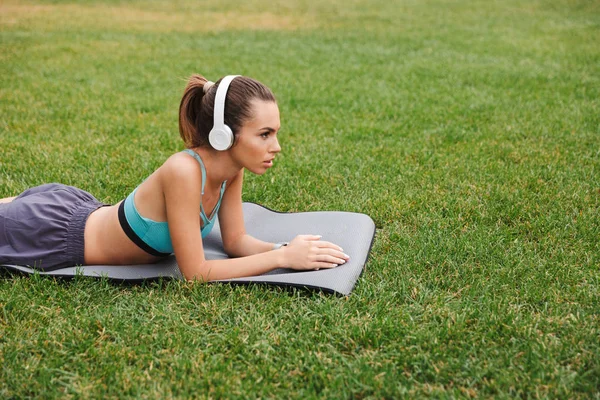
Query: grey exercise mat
1,203,375,295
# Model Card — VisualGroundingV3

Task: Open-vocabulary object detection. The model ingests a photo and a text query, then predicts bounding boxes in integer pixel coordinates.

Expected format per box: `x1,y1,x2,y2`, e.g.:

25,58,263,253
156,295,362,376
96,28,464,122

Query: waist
83,204,163,265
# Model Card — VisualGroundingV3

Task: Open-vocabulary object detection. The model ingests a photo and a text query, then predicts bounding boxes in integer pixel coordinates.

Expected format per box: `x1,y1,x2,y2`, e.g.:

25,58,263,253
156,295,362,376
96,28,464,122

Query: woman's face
231,99,281,175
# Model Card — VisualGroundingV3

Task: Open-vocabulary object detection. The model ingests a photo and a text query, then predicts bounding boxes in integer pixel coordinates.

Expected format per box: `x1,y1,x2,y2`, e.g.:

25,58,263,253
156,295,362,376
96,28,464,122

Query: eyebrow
259,127,279,133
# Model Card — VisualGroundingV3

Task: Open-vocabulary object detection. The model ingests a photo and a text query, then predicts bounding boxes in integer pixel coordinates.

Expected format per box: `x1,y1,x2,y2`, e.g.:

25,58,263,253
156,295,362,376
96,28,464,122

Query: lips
263,158,274,167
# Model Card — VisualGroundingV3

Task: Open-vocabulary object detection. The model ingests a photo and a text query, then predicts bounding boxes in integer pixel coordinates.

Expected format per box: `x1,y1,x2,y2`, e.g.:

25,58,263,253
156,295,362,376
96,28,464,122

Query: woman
0,74,349,281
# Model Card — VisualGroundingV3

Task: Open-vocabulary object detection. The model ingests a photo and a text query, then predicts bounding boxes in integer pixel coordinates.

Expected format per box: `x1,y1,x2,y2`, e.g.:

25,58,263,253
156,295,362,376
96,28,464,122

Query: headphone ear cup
208,125,234,151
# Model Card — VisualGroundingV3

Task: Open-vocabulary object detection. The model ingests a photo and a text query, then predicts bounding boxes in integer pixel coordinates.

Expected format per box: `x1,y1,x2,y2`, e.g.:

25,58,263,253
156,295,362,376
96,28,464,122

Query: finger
306,235,322,241
317,248,350,261
297,234,322,241
318,254,347,265
313,262,339,270
314,240,344,251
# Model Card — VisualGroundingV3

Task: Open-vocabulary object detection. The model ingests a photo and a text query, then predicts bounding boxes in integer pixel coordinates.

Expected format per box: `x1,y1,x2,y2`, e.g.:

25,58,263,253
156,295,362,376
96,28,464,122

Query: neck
190,146,241,186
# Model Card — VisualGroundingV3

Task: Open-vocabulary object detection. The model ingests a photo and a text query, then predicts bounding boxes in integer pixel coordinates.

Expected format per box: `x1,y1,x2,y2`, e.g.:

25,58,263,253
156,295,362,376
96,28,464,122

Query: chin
246,166,268,175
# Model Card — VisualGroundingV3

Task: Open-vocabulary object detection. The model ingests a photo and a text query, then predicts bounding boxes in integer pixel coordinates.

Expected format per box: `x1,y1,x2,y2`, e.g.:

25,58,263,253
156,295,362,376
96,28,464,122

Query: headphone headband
213,75,240,128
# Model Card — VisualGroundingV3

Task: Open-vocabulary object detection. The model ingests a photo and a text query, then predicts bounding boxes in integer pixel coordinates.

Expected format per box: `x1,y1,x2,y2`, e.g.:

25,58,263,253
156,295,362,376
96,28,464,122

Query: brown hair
179,74,276,148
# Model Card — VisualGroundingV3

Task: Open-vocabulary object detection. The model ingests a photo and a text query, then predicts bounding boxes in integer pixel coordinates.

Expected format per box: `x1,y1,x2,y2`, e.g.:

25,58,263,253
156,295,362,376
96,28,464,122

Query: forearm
224,233,275,257
184,248,285,281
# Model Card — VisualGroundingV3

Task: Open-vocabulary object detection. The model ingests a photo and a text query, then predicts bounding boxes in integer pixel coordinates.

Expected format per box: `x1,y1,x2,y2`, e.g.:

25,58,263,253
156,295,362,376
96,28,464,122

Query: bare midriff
83,202,164,265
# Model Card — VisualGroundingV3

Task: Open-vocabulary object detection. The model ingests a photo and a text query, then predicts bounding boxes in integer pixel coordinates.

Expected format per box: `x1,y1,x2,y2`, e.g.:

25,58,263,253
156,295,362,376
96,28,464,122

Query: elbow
222,235,244,257
222,243,239,258
221,241,233,256
180,260,212,283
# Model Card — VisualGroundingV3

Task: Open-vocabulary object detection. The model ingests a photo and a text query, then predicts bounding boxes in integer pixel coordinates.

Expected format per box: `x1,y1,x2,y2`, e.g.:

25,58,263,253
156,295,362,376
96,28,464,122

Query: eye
260,132,270,139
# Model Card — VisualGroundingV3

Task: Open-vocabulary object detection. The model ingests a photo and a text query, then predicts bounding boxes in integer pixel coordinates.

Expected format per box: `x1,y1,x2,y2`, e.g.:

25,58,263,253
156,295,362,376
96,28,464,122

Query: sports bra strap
182,149,227,224
182,149,207,195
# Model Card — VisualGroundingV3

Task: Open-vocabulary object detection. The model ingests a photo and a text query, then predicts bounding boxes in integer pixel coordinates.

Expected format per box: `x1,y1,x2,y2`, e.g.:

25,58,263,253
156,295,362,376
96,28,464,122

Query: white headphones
208,75,240,151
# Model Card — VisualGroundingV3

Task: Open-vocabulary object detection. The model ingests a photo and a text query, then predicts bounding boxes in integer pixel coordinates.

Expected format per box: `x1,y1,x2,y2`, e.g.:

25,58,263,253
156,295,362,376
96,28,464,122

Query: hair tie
203,81,215,93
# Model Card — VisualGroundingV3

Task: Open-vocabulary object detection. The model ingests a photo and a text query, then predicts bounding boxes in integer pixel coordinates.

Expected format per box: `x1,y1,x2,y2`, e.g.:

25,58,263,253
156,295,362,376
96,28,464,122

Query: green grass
1,0,599,397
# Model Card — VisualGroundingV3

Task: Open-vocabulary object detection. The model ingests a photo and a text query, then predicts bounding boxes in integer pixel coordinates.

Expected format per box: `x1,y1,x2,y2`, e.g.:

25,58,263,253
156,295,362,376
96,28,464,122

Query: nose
270,137,281,153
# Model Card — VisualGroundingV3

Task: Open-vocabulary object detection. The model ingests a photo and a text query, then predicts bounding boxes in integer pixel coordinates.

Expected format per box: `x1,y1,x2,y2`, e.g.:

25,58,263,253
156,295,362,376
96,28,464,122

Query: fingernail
316,235,322,239
344,253,350,258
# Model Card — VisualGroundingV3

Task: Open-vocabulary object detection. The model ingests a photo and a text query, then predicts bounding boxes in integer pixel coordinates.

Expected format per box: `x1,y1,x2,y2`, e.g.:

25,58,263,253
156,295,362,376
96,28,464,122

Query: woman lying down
0,74,349,281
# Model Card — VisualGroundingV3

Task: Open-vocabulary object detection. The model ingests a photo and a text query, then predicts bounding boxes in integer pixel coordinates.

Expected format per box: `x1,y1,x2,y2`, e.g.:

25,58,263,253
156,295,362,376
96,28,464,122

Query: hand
281,235,350,271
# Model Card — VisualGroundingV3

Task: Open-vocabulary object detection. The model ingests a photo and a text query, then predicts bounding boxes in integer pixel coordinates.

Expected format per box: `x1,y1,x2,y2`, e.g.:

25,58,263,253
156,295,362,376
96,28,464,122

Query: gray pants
0,183,107,271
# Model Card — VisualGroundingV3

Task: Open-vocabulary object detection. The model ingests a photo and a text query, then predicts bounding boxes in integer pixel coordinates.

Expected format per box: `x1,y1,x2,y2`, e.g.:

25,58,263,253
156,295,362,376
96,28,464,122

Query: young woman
0,74,349,281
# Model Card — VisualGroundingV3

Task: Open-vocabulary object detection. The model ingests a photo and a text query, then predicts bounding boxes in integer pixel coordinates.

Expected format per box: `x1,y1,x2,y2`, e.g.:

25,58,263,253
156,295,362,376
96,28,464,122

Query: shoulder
159,152,203,194
161,152,201,179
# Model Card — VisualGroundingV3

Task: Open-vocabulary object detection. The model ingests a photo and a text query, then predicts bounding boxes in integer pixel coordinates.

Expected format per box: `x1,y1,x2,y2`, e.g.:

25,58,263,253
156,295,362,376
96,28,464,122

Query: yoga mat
1,203,375,295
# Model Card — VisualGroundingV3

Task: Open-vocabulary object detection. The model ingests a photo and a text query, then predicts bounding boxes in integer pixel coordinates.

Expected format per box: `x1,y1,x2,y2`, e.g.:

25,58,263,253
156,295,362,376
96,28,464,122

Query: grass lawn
1,0,599,397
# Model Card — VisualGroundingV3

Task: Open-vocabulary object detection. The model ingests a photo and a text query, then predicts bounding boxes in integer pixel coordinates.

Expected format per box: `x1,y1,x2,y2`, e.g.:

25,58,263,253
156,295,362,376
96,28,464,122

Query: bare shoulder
160,152,201,181
159,152,203,195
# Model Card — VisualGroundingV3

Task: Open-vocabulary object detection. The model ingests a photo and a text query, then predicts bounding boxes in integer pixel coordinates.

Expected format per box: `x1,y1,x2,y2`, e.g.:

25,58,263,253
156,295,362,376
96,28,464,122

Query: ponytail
178,74,209,148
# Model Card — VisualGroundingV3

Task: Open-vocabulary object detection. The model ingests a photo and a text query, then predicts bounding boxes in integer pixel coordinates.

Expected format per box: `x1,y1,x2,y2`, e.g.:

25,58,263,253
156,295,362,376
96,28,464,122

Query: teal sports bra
117,149,227,257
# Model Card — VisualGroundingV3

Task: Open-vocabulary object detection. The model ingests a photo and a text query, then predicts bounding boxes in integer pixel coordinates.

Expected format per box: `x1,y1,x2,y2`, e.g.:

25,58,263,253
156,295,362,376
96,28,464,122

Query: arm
161,155,348,282
162,157,285,281
217,169,276,257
